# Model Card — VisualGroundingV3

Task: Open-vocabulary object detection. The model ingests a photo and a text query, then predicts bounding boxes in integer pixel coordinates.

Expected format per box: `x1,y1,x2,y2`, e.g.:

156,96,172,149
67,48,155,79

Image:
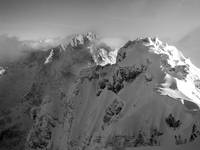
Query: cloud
99,37,126,50
0,34,60,63
0,35,29,62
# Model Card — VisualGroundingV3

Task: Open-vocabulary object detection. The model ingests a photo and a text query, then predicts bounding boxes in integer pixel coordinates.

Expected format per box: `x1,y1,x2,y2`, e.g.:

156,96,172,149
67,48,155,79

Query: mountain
0,33,200,150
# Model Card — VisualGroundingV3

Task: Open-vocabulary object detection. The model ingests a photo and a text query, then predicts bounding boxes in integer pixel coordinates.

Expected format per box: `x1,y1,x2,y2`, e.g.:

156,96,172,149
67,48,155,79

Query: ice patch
44,49,54,64
0,66,6,76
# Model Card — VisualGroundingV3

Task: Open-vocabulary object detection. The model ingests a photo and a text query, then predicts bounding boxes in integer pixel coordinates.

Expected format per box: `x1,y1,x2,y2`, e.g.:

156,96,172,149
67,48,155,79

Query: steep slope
0,34,200,150
0,32,118,150
51,37,200,150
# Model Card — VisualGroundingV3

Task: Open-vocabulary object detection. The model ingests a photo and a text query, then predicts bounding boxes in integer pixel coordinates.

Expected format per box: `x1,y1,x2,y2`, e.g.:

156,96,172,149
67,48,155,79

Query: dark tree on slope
165,114,181,129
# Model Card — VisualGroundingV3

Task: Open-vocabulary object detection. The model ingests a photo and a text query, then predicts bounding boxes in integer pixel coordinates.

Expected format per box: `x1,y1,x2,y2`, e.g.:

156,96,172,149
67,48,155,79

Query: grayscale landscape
0,0,200,150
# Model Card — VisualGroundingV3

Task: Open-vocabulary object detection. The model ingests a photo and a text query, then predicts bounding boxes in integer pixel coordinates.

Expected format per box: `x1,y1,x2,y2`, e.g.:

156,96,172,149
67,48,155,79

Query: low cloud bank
0,35,28,62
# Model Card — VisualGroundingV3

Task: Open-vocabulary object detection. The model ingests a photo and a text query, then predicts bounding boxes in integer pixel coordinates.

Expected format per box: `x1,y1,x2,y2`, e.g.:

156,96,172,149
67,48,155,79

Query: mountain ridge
0,33,200,150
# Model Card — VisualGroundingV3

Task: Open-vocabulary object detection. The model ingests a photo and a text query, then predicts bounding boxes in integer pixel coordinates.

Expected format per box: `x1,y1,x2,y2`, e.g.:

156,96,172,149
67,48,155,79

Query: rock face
0,34,200,150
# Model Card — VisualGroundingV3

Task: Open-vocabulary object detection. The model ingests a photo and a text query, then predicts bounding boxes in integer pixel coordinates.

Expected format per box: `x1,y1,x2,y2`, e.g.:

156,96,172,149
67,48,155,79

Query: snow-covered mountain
0,33,200,150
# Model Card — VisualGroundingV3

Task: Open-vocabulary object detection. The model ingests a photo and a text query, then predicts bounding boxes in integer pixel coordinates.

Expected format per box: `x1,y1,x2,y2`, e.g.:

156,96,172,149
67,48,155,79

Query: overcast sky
0,0,200,41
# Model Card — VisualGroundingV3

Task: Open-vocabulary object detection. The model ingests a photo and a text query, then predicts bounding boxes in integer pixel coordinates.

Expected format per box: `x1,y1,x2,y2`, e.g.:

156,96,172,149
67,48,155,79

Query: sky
0,0,200,41
0,0,200,65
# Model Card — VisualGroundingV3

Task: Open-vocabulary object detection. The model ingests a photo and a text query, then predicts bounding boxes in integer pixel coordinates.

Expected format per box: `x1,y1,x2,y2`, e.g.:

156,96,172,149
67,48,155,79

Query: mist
0,35,29,63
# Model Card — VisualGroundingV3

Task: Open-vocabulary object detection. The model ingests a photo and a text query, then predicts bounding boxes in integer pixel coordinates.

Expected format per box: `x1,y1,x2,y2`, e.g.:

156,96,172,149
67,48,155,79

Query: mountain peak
116,37,200,109
44,32,118,66
69,32,97,47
